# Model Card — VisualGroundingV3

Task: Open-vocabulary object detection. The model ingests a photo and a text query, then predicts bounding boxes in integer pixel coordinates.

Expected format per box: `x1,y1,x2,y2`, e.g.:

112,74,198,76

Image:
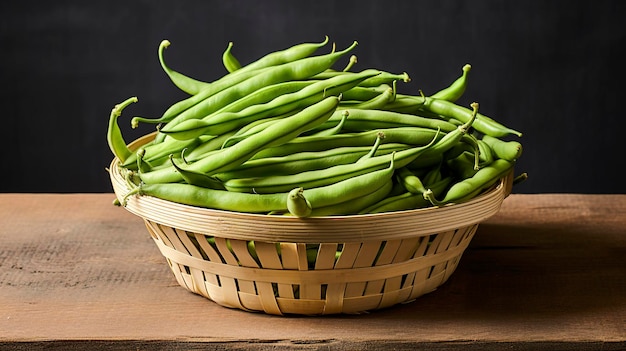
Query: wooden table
1,193,624,350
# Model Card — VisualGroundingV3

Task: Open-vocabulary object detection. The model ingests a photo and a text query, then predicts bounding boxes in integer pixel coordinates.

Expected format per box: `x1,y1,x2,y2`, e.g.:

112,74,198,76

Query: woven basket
110,133,513,315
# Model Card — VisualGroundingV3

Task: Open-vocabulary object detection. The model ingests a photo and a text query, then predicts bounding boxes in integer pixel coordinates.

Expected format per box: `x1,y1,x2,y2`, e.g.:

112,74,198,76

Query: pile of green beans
108,37,526,218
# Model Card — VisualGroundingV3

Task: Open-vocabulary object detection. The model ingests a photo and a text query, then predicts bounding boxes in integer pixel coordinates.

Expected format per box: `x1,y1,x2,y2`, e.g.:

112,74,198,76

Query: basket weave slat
110,135,512,315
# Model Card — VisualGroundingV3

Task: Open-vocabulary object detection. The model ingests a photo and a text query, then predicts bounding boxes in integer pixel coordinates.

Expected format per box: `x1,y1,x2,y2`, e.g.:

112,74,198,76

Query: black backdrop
1,1,625,194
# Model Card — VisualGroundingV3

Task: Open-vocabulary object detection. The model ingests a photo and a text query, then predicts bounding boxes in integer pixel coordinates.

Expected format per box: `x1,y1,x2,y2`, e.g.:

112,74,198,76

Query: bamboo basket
109,133,513,315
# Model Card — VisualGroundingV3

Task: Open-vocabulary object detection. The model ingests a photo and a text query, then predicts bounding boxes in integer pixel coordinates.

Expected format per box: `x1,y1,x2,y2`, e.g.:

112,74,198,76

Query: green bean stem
222,42,242,73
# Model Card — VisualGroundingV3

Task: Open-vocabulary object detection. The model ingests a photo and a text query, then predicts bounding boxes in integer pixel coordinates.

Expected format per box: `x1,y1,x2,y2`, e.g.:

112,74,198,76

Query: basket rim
110,133,511,243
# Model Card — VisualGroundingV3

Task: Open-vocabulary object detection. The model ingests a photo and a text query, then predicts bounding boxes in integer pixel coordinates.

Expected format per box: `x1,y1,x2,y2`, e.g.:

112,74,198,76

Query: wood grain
0,193,624,349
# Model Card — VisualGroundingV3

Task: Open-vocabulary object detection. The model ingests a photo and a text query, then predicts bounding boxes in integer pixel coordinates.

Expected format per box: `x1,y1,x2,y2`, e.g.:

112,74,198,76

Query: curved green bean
139,95,341,184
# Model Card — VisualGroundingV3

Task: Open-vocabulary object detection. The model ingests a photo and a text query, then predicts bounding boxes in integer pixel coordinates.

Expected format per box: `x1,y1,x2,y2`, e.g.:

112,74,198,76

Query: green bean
309,110,348,136
235,36,329,74
169,155,225,190
341,84,391,102
136,41,358,132
215,142,408,181
124,148,395,215
288,152,397,217
252,126,443,159
361,176,453,214
312,70,410,86
425,162,445,184
208,81,314,116
397,167,427,194
340,85,395,110
312,108,458,134
481,135,523,161
477,138,495,165
107,96,138,163
419,95,523,138
424,158,515,206
138,95,341,184
405,102,480,169
431,64,471,102
307,179,393,216
122,135,205,168
287,188,312,217
159,69,380,140
446,152,480,180
124,182,289,213
131,38,345,129
135,149,152,174
220,117,283,149
222,42,242,73
183,131,237,162
133,66,271,129
158,40,211,95
223,131,437,194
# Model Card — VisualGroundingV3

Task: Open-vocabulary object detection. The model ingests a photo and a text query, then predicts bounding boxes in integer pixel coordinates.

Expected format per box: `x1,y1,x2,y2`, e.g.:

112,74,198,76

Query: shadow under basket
110,134,514,316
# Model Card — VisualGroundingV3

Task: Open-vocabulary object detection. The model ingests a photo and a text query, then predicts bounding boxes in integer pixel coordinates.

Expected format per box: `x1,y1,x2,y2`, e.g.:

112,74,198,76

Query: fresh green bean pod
183,131,237,162
361,176,453,214
477,139,495,165
235,36,330,75
311,108,458,134
169,155,225,190
312,70,410,86
159,69,380,140
286,188,312,218
405,103,478,169
124,182,290,213
424,158,514,206
132,40,355,129
219,111,300,149
216,142,408,181
431,64,471,102
292,153,397,216
252,126,444,159
419,96,523,138
446,152,480,180
208,81,314,116
307,179,393,216
139,95,341,184
142,68,271,131
308,110,348,136
124,149,395,215
341,84,391,102
223,133,437,194
122,135,205,168
397,167,427,194
339,86,395,110
481,135,523,161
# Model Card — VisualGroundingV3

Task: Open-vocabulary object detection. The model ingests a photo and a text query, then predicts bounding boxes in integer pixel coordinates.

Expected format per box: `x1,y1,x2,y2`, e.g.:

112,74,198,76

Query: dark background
1,1,624,194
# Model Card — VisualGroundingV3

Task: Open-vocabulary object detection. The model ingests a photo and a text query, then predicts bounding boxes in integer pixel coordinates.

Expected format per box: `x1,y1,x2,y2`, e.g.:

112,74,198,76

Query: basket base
143,219,479,315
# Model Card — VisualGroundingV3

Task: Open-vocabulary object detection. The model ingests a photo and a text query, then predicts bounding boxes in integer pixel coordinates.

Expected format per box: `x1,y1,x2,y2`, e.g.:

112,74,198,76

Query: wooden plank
0,193,625,348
